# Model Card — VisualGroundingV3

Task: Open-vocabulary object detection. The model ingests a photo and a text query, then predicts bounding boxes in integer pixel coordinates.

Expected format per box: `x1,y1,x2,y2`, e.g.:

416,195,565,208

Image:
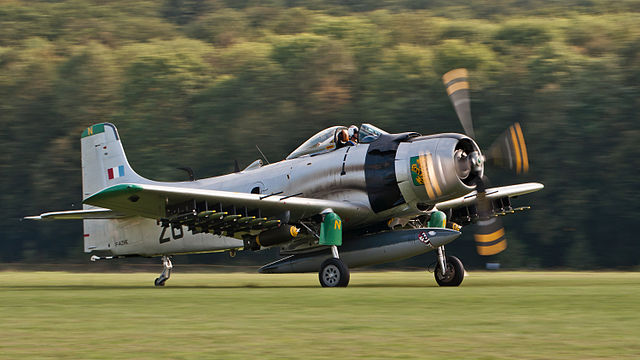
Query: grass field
1,271,639,359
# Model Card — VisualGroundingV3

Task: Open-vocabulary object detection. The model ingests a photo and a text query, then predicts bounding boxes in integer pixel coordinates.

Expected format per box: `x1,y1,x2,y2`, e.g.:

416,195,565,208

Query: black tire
154,278,166,287
434,256,464,286
319,258,350,287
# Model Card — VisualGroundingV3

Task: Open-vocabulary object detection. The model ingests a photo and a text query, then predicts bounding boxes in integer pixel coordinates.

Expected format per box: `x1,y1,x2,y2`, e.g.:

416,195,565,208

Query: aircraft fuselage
87,132,483,257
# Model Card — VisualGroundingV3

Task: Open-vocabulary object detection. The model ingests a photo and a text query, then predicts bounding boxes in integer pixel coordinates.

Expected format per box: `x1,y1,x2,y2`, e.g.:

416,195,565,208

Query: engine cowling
396,134,483,209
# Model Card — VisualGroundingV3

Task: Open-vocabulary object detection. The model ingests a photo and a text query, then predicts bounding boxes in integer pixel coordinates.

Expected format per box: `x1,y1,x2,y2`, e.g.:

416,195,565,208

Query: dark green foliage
1,0,639,269
161,0,211,25
494,21,550,47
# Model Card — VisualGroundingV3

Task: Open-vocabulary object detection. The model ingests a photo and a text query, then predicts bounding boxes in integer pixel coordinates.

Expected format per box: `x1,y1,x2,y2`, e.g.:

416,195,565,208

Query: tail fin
81,123,146,199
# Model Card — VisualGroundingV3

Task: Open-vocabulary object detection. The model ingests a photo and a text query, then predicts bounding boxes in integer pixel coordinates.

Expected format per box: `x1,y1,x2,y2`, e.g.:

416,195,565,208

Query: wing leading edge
435,182,544,210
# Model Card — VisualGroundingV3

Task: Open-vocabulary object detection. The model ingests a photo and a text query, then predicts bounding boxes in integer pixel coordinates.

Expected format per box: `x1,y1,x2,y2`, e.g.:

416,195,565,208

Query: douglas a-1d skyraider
27,69,543,287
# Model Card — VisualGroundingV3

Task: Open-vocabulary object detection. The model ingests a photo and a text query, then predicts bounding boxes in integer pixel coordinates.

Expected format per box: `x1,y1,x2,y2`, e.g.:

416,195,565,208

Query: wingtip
531,182,545,191
23,216,42,221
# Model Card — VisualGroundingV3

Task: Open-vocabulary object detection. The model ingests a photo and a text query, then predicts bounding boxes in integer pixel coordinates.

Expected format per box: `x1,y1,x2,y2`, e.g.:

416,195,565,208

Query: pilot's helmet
348,125,359,139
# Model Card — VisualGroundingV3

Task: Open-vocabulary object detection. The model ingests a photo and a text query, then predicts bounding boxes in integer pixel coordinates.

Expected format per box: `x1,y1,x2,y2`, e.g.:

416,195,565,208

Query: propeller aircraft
26,69,543,287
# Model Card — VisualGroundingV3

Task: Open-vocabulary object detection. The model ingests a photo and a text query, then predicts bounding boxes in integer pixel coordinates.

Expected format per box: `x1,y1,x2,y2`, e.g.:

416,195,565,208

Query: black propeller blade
442,68,531,256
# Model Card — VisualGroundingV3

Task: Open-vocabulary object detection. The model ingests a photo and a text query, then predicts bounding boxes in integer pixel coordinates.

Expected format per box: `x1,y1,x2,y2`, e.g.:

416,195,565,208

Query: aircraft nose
419,228,461,248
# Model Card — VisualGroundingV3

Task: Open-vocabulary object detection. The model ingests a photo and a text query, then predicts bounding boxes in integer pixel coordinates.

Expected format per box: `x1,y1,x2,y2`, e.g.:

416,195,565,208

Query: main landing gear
434,246,464,287
154,255,173,287
319,245,350,287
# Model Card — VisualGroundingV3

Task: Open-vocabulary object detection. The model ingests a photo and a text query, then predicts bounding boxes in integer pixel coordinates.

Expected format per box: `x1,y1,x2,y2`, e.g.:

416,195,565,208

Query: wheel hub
436,263,455,282
322,264,340,286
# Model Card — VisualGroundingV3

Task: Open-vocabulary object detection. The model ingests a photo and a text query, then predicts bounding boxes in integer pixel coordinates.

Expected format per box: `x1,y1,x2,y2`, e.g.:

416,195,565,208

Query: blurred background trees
2,0,639,268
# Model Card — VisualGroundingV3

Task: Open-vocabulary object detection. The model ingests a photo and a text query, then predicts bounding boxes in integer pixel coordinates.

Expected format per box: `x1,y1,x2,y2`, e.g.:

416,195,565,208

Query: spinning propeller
437,68,530,256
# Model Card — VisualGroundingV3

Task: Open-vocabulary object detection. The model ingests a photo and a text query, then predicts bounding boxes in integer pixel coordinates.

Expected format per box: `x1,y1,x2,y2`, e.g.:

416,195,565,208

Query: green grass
1,271,639,359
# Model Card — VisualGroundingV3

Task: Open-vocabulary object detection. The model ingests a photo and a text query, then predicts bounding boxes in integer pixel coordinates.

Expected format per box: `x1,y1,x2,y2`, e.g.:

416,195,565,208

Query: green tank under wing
319,212,342,246
428,210,447,228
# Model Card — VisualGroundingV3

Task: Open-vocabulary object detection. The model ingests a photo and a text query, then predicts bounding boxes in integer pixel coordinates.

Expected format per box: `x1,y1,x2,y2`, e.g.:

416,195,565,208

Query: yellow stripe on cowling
446,81,469,96
474,228,505,243
442,68,468,84
476,240,507,256
515,122,529,173
509,125,522,174
425,153,442,196
417,155,435,199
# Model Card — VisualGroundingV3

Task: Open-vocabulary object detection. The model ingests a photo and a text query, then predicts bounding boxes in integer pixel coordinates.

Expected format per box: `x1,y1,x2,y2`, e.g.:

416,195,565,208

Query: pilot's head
337,129,349,144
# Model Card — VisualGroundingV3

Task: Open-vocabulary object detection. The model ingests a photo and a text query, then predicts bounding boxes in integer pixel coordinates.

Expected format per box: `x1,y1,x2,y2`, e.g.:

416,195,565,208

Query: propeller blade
439,69,520,256
473,179,508,256
486,122,530,174
442,68,475,138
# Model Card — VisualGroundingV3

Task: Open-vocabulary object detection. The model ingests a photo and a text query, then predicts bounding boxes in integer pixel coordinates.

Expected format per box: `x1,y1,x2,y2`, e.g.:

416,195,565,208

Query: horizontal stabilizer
24,208,127,221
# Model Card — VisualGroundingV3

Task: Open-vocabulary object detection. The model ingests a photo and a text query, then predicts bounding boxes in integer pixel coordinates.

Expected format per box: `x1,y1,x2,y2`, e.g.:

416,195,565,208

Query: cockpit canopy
286,124,389,160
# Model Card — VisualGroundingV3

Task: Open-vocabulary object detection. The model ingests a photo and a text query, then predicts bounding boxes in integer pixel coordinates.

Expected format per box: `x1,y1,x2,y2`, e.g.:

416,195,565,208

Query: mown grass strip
1,271,639,359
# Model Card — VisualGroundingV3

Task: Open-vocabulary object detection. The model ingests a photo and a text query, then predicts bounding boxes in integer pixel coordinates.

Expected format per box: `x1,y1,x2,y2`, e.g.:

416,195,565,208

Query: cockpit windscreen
285,124,389,159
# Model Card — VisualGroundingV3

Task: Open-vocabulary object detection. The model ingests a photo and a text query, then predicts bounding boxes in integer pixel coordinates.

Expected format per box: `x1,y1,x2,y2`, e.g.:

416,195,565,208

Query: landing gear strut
434,247,464,286
319,245,350,287
154,255,173,287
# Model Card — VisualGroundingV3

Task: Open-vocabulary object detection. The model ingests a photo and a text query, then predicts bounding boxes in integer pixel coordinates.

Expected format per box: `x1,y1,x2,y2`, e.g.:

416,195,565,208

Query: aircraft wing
81,183,366,222
435,182,544,210
24,208,128,220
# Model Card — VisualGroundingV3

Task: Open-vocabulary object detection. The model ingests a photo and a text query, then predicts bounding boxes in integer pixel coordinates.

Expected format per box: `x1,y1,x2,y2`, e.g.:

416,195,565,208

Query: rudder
81,123,146,199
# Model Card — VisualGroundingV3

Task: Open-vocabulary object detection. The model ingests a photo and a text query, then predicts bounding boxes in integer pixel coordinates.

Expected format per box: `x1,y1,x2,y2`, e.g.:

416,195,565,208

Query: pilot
336,129,350,148
348,125,359,144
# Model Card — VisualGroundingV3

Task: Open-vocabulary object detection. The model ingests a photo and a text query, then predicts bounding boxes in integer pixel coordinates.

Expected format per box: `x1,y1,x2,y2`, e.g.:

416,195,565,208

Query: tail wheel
434,255,464,286
319,258,350,287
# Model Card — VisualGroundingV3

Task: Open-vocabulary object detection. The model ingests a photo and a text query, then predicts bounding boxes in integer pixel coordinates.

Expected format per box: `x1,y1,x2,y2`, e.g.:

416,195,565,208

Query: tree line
1,0,639,268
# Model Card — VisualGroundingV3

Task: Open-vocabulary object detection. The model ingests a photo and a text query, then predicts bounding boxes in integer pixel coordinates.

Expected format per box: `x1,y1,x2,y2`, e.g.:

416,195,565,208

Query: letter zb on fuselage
158,223,183,244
